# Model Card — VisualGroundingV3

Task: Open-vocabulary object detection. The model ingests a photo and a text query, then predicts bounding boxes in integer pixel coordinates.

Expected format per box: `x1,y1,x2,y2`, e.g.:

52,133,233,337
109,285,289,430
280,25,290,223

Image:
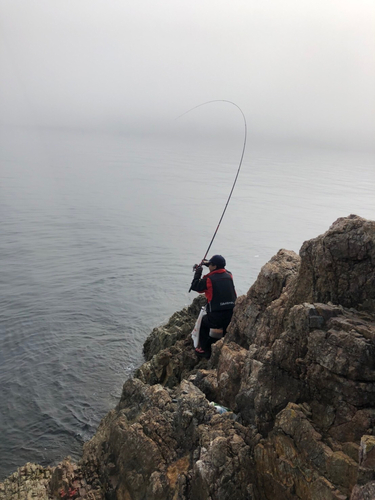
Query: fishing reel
192,260,209,272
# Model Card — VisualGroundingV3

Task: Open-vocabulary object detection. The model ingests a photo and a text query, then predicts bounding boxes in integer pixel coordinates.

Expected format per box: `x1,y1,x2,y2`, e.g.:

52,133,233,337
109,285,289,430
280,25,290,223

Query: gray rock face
0,459,103,500
143,295,206,361
293,215,375,311
0,463,52,500
82,379,256,500
2,214,375,499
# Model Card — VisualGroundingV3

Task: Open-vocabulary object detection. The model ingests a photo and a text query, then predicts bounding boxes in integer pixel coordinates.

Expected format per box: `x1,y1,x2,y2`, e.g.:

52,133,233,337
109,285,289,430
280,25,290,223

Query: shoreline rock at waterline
2,214,375,499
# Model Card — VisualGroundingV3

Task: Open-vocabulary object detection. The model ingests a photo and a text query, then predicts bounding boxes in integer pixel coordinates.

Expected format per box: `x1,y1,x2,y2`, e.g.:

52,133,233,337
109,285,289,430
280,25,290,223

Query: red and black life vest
191,268,237,312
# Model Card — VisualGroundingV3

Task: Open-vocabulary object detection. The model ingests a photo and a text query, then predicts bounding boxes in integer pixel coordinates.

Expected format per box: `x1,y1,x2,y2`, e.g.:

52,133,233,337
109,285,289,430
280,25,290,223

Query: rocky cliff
2,214,375,500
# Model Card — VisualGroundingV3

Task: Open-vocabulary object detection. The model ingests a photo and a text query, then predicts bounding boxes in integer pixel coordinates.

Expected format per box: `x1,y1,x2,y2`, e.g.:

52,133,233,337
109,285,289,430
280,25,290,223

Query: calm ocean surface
0,126,374,478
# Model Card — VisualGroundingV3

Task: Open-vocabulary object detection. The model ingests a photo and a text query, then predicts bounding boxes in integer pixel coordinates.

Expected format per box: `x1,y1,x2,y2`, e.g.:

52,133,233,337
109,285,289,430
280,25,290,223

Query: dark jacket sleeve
190,268,208,293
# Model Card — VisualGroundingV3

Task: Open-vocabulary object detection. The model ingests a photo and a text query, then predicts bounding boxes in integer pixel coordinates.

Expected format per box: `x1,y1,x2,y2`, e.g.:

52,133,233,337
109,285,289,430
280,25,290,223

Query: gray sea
0,125,374,479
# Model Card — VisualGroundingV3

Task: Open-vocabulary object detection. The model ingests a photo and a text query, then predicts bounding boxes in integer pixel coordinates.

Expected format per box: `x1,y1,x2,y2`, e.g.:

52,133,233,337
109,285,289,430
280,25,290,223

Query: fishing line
177,100,247,291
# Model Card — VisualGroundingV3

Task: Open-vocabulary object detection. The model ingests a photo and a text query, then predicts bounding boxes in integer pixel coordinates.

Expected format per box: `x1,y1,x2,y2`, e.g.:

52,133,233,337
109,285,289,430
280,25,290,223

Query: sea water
0,126,374,478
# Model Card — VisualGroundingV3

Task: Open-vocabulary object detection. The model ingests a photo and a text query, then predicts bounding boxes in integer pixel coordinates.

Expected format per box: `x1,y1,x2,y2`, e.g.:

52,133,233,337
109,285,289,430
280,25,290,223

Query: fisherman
190,255,237,358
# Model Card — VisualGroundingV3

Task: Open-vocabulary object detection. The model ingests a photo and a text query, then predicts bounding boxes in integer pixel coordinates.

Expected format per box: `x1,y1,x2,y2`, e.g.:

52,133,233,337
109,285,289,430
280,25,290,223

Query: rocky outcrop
137,295,207,388
143,296,206,361
2,214,375,499
82,378,256,499
293,215,375,311
0,463,53,500
0,459,103,500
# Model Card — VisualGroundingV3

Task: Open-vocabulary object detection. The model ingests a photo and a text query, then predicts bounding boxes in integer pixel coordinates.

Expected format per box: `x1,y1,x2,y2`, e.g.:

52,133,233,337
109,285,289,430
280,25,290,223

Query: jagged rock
215,341,248,410
0,463,52,500
137,295,208,388
188,369,219,402
143,295,206,361
218,218,375,435
136,337,207,388
359,436,375,470
226,248,300,349
3,215,375,500
82,379,257,499
293,215,375,311
255,403,358,499
351,482,375,500
350,436,375,499
0,458,105,499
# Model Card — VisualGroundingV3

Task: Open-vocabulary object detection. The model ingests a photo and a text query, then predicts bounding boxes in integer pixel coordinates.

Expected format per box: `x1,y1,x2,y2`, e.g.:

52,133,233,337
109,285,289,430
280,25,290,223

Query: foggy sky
1,0,374,147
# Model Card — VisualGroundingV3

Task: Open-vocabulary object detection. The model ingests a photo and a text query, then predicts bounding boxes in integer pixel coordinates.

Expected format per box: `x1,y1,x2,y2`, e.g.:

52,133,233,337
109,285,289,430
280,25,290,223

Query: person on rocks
190,254,237,358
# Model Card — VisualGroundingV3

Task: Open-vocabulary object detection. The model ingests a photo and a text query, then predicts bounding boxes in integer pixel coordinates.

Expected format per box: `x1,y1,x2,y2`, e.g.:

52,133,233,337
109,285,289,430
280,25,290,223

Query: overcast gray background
1,0,374,148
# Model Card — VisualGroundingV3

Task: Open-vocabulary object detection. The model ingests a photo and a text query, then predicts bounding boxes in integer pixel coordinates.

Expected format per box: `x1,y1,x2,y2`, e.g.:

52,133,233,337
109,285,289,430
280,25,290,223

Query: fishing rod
177,100,247,292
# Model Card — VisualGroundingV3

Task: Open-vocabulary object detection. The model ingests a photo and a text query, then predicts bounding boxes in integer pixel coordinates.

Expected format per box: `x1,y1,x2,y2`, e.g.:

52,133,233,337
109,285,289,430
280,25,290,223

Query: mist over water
0,125,374,479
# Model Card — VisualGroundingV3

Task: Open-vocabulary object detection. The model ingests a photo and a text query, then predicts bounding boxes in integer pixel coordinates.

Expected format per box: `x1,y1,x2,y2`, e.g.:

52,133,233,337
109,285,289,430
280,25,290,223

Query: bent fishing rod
176,100,247,292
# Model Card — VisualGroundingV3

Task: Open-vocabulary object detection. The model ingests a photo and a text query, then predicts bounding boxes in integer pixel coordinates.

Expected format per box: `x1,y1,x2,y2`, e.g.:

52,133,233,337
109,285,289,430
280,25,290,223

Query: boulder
293,215,375,311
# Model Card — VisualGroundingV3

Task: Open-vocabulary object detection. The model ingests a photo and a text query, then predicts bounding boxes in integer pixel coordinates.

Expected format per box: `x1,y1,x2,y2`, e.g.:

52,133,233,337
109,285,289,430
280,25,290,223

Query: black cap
208,255,226,269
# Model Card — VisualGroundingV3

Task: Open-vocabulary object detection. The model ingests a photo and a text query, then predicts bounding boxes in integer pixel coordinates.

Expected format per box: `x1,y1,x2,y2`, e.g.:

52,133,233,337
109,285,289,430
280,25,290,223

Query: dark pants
199,309,233,352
